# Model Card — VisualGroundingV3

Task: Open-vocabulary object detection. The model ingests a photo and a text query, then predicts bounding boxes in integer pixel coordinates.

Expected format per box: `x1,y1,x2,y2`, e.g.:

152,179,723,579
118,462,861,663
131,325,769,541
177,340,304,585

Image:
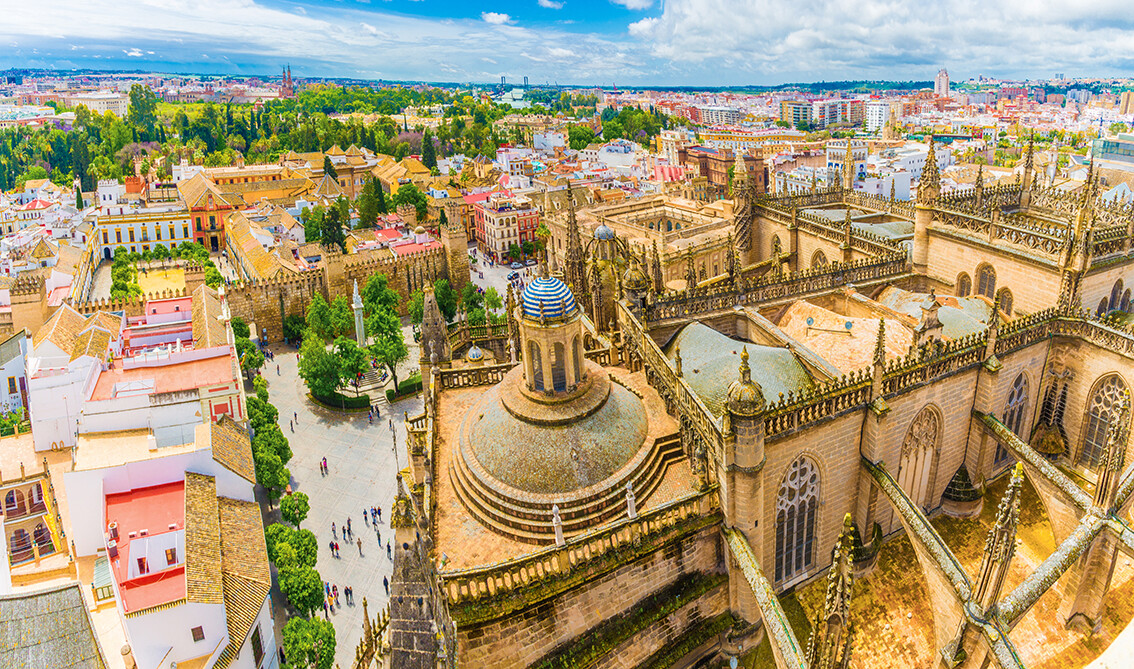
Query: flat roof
90,352,234,401
104,481,186,613
74,424,206,471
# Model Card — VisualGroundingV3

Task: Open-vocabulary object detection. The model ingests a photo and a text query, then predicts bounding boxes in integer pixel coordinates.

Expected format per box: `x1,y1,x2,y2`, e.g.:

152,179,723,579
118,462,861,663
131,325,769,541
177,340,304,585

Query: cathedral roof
521,276,577,321
593,223,616,241
664,322,814,417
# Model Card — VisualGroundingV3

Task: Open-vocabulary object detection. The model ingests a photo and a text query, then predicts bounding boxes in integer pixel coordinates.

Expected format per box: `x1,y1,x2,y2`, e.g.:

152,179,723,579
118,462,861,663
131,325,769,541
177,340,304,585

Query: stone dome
521,276,577,321
414,225,426,234
462,371,648,495
727,347,766,416
622,262,650,291
593,223,616,241
466,344,484,362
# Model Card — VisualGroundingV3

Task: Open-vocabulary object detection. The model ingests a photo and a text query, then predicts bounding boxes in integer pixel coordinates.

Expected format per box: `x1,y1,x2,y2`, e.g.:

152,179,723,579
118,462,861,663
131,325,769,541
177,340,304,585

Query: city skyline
2,0,1134,86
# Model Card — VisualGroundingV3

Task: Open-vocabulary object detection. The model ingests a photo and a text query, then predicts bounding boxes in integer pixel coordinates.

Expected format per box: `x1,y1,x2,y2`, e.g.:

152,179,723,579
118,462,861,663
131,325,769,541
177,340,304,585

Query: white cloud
623,0,1134,82
546,47,575,59
481,12,513,25
122,48,143,57
538,0,564,8
361,22,378,35
611,0,653,8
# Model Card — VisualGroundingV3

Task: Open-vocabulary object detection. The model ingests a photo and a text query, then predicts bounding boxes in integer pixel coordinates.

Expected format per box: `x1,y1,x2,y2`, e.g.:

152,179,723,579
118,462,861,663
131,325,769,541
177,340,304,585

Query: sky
2,0,1134,86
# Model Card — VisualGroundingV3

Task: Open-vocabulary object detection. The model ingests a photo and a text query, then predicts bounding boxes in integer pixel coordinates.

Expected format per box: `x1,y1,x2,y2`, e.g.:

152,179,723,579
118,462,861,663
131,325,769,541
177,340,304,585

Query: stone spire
975,463,1023,611
806,513,855,669
727,347,765,417
873,317,886,367
733,151,753,255
918,136,941,203
975,164,985,208
650,240,664,292
889,178,896,204
563,181,588,306
1022,134,1035,189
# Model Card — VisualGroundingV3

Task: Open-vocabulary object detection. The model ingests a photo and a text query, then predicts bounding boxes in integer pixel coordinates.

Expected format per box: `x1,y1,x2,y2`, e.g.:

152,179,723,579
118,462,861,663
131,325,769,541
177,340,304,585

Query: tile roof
214,497,272,669
177,173,238,210
32,303,86,353
211,415,255,483
226,212,293,280
312,174,345,198
0,583,107,669
184,472,224,606
30,239,56,260
191,285,228,349
70,327,111,362
90,311,123,340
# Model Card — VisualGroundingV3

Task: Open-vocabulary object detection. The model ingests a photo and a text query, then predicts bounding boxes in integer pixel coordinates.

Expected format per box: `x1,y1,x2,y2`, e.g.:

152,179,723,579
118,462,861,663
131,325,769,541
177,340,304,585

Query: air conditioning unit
139,529,148,536
108,539,118,559
108,521,119,540
168,523,176,531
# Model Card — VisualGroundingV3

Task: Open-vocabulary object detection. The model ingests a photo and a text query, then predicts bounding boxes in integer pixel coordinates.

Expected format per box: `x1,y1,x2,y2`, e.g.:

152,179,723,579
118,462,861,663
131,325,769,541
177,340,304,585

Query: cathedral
370,139,1134,669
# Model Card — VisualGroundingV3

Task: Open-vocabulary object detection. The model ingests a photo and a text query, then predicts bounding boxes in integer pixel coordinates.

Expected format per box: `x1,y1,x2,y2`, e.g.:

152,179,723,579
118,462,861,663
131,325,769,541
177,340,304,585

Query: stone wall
456,524,723,669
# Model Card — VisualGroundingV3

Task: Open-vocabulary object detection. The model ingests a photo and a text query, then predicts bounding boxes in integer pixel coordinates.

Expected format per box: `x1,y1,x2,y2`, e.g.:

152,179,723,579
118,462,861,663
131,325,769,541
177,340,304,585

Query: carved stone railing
763,376,872,439
446,320,511,351
439,487,721,624
1090,224,1129,259
583,347,611,366
434,362,516,390
645,252,908,322
1052,315,1134,360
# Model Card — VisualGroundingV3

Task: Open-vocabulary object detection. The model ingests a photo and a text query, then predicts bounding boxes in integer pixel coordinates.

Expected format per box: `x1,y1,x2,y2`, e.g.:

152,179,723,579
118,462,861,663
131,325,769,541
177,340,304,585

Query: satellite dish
845,321,853,330
806,317,814,326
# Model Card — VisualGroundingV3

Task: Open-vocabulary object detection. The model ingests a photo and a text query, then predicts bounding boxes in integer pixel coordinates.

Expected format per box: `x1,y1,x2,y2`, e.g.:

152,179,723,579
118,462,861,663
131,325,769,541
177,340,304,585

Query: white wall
127,601,228,669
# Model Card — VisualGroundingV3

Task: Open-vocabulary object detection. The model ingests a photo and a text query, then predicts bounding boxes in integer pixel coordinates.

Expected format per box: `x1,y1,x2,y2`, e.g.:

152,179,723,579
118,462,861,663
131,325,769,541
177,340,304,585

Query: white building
935,69,951,98
533,131,566,153
64,92,130,117
866,100,895,133
826,140,870,186
696,106,741,125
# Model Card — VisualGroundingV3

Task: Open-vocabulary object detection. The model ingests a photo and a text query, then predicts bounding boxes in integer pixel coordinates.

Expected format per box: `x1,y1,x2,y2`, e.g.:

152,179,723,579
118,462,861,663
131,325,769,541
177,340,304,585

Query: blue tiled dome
593,224,616,241
466,344,484,362
521,277,577,321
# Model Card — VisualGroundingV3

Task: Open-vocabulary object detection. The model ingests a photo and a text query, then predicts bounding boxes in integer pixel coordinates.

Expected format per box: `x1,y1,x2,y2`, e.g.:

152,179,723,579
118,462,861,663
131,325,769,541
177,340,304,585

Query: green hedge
385,374,422,402
311,391,371,410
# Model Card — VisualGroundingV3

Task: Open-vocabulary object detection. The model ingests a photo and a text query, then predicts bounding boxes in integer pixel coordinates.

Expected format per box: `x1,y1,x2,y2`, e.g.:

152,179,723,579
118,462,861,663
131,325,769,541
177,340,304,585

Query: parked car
525,259,537,266
507,271,519,280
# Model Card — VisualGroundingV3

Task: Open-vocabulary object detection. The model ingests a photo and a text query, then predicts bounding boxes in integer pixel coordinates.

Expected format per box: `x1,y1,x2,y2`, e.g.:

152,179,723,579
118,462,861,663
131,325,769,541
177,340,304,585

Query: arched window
528,341,543,391
551,342,567,392
897,407,939,509
996,288,1014,317
811,250,829,268
1079,374,1128,469
29,483,45,513
771,235,782,257
9,529,30,562
775,456,819,584
572,336,582,384
977,265,996,299
33,524,53,553
957,273,971,297
1123,289,1131,312
998,374,1029,463
4,489,25,517
1111,279,1124,311
1098,298,1110,317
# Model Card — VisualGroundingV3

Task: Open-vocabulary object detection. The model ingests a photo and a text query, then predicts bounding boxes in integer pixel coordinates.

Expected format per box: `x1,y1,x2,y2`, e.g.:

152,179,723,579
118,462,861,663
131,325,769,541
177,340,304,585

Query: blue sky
2,0,1134,86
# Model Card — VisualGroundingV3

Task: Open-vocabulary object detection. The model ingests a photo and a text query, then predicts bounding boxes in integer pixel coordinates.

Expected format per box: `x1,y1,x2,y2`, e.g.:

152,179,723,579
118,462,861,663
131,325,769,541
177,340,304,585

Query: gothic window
1123,289,1131,312
551,342,567,392
1098,298,1110,317
775,456,819,584
772,235,782,257
528,341,543,391
957,272,971,297
998,374,1029,463
897,407,940,509
811,250,829,268
1111,279,1124,311
977,264,996,299
1079,374,1128,469
996,288,1014,317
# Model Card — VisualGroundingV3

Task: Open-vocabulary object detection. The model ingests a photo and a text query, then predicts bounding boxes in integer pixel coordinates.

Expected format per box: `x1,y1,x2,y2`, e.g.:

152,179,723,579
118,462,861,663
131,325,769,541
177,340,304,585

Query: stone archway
897,406,940,509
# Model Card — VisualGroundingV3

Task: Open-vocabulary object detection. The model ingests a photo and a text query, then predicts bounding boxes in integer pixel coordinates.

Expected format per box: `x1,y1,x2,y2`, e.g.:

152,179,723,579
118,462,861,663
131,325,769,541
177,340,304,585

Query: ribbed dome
521,276,577,321
593,224,616,241
622,263,650,291
466,344,484,362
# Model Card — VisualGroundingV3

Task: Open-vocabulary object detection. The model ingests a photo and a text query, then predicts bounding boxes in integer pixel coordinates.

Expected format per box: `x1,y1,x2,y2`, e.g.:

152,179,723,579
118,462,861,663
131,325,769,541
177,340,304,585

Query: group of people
323,582,356,615
322,504,391,617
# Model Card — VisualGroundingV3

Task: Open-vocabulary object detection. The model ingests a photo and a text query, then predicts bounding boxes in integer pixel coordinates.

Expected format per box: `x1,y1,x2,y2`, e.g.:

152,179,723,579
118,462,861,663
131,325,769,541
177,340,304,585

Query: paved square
260,338,422,668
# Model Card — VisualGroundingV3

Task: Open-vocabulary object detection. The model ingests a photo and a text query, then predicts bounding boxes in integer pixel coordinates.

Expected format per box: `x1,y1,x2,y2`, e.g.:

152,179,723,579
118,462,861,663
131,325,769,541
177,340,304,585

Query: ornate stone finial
873,318,886,366
973,463,1023,612
625,481,637,519
843,139,855,188
674,346,683,377
806,512,855,669
919,136,941,203
890,178,897,203
727,347,766,417
1101,391,1130,475
975,164,984,191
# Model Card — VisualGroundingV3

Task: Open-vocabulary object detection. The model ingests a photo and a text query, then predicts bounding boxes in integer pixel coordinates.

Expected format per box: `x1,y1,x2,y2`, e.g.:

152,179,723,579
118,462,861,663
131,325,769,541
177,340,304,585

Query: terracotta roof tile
214,497,271,668
69,328,111,363
184,473,224,605
191,285,228,349
32,303,86,353
211,416,255,483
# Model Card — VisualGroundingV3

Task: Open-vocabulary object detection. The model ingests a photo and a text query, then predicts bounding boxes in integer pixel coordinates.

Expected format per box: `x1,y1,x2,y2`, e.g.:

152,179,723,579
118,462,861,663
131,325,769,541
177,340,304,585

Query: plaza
261,336,422,668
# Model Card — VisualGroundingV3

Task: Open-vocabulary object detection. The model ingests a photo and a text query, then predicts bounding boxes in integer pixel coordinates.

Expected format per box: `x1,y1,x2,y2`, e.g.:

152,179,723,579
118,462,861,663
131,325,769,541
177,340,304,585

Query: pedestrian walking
322,456,328,472
323,600,329,618
376,527,381,546
276,364,280,375
376,506,382,522
357,537,362,555
294,411,298,422
383,576,389,595
334,541,340,556
370,506,377,521
333,585,339,605
325,582,330,595
328,540,334,555
387,543,391,559
368,414,372,425
331,522,336,538
347,517,352,534
363,508,369,526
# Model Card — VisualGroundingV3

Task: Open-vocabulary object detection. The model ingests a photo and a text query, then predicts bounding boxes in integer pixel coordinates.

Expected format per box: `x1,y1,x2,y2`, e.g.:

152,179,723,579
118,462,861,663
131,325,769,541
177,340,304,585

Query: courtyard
260,335,422,668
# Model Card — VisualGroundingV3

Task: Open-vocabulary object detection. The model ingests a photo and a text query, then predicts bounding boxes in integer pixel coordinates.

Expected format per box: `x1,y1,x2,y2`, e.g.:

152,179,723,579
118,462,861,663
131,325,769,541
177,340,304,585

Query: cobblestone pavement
262,342,422,668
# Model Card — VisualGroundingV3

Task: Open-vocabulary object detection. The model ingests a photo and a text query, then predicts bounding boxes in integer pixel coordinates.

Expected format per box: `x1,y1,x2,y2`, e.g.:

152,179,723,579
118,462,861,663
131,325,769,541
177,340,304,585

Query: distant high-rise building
934,69,950,98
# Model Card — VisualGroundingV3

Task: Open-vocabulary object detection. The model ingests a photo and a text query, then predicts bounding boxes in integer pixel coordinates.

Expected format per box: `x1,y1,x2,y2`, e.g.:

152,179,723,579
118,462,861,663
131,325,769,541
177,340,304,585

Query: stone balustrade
439,487,720,622
434,362,516,390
